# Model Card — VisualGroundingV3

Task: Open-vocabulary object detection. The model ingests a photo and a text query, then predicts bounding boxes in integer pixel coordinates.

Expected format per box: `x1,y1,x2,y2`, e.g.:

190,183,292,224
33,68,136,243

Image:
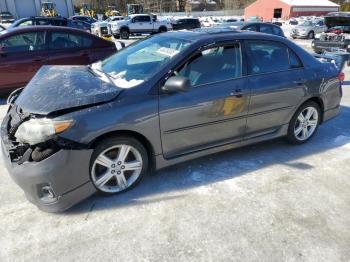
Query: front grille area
320,34,345,42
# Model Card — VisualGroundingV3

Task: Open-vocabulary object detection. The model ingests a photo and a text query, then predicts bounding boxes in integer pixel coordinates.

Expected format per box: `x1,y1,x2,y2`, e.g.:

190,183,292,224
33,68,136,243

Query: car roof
162,28,286,42
0,25,92,37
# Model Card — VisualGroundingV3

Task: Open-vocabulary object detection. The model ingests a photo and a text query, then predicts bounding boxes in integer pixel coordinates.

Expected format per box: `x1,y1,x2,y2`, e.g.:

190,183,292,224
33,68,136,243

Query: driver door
0,31,48,90
159,42,250,158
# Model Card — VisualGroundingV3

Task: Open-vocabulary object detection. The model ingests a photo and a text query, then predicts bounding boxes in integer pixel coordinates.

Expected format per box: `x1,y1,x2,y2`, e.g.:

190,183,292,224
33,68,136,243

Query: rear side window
49,32,93,50
260,25,273,34
272,26,284,36
289,49,303,68
246,41,290,74
178,44,242,86
0,32,46,53
243,25,258,32
141,16,151,22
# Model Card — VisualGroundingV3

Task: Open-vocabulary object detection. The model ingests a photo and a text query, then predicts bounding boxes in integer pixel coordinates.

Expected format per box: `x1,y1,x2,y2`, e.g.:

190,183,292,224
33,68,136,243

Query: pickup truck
109,14,172,39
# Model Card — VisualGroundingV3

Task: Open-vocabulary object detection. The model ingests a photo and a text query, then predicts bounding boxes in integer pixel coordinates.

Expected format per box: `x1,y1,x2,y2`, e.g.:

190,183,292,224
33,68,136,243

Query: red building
245,0,340,21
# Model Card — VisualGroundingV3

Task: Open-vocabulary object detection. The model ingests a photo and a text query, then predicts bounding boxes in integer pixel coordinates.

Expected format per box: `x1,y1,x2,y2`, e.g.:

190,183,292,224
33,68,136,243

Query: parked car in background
312,12,350,54
91,16,124,37
171,18,201,30
1,29,342,212
110,14,172,39
70,15,97,25
8,16,69,29
0,11,15,25
0,26,116,92
216,22,285,37
290,20,327,39
68,20,91,32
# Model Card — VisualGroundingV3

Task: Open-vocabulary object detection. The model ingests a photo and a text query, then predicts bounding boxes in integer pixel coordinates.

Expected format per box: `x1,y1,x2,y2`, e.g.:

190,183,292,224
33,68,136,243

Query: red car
0,26,117,92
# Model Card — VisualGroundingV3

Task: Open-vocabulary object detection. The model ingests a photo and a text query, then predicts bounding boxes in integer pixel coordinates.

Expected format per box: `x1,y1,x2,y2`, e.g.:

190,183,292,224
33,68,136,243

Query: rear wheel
159,26,167,33
308,31,315,39
287,101,321,144
113,34,120,39
90,136,148,194
120,29,130,39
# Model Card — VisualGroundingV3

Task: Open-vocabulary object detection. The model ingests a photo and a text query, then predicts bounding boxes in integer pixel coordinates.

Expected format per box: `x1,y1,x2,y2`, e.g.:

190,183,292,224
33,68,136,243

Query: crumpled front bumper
1,139,96,213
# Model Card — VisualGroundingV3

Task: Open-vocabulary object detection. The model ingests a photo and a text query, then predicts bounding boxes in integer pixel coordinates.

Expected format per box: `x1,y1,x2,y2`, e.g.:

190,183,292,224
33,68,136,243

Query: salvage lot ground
0,36,350,262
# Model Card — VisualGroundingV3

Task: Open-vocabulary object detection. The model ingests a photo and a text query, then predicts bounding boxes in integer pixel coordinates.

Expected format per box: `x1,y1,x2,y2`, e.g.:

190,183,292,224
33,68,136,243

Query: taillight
338,72,345,82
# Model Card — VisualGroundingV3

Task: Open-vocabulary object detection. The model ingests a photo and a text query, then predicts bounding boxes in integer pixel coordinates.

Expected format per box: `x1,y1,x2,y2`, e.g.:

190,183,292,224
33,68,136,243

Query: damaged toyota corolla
1,29,343,212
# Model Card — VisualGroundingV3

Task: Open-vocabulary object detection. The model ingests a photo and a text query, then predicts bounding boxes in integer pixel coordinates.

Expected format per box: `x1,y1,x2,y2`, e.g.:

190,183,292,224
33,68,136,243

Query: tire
308,31,315,39
159,26,167,33
113,34,120,39
90,136,149,195
120,29,129,39
287,101,321,145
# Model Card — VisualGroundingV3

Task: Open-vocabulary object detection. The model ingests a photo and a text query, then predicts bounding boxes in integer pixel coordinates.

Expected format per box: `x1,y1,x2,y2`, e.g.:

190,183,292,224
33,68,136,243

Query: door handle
230,88,243,98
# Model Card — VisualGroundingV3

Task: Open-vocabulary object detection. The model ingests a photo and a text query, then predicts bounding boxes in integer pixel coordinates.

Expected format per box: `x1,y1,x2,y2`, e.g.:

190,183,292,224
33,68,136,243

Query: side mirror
162,76,191,94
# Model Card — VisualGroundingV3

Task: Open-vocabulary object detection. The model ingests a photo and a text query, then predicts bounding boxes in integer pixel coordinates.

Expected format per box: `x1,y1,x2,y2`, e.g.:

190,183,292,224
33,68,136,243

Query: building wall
245,0,291,21
245,0,340,21
0,0,74,19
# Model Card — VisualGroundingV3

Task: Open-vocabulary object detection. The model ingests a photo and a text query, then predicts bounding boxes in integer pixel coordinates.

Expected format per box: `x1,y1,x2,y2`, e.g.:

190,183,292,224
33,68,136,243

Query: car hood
14,66,122,115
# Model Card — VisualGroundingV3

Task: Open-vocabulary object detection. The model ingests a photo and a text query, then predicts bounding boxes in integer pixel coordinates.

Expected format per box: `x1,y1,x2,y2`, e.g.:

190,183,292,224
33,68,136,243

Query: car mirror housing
162,76,191,94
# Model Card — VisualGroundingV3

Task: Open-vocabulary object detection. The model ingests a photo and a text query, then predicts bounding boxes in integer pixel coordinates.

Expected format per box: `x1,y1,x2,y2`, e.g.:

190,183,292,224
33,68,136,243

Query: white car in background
109,14,172,39
91,16,125,37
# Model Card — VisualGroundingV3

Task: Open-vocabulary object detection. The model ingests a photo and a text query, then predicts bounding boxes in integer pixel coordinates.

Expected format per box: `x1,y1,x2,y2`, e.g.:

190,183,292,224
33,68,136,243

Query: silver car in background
290,20,327,39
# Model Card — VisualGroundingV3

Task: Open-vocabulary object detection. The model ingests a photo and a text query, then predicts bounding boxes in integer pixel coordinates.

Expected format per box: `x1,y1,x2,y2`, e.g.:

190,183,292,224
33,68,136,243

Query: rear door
47,31,93,65
244,40,306,139
0,31,48,90
159,42,250,158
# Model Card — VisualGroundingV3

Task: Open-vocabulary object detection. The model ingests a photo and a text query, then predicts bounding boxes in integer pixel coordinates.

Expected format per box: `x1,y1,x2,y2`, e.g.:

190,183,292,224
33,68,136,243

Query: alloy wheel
91,144,143,193
294,106,319,141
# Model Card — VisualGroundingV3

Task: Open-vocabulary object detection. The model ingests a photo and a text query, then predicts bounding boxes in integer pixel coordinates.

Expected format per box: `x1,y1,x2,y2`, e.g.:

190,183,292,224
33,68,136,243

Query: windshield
93,35,192,88
325,16,350,29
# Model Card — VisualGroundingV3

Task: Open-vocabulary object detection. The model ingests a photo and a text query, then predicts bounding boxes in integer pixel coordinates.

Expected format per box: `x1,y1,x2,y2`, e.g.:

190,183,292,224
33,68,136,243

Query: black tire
90,136,149,195
120,29,129,39
308,31,315,39
159,26,167,33
287,101,321,145
113,34,120,39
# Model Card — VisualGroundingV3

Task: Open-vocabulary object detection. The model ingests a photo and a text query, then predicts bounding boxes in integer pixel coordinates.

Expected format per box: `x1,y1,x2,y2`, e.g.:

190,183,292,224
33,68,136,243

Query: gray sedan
1,29,342,212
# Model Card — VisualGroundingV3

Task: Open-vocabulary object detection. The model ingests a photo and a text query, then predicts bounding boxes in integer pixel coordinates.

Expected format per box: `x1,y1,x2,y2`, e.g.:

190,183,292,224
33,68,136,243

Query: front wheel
287,101,321,144
90,136,149,194
159,27,167,33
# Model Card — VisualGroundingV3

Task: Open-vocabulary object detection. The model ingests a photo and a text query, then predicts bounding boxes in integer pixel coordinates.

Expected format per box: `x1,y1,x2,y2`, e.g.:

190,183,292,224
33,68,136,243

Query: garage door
15,0,37,18
53,0,68,17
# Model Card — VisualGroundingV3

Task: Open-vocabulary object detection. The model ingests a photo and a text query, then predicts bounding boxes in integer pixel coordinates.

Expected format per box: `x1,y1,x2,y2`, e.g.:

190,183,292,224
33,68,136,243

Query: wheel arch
299,97,325,123
88,130,155,167
119,26,130,33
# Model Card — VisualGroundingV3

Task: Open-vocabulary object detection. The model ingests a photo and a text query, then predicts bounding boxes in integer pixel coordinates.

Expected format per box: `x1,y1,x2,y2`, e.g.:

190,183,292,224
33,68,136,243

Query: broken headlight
15,118,74,145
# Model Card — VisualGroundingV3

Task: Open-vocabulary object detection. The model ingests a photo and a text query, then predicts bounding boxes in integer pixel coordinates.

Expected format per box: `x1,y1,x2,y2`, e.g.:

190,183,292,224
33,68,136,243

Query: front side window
141,16,151,22
272,26,284,36
49,32,92,50
246,41,290,74
0,32,45,53
133,16,142,23
97,35,191,88
178,44,242,86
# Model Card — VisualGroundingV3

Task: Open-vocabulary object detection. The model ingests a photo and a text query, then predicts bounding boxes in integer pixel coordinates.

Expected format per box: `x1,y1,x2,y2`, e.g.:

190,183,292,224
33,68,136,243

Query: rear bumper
1,140,96,213
323,105,341,123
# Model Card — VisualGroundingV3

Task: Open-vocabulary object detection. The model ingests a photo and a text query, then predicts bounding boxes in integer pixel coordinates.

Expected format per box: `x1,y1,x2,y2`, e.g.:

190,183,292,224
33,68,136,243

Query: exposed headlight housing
15,118,74,145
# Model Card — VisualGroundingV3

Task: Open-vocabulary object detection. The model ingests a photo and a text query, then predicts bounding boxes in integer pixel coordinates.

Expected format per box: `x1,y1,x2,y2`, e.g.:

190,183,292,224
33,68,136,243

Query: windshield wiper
87,65,115,84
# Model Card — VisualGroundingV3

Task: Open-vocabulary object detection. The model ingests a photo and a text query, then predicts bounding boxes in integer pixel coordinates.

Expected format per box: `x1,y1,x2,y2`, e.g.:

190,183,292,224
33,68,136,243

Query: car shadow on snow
67,105,350,214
